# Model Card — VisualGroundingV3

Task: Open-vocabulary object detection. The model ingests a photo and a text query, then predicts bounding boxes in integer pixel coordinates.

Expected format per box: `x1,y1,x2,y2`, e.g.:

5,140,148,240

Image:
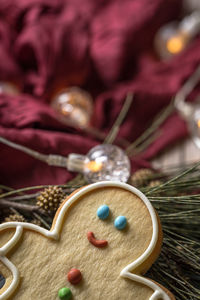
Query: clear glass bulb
51,87,93,128
188,103,200,149
184,0,200,14
83,144,131,183
155,22,188,59
0,82,19,95
155,12,200,59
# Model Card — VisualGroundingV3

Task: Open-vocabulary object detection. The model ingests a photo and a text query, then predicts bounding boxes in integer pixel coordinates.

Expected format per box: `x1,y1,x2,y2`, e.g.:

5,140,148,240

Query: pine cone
37,186,65,212
130,168,154,187
4,214,25,223
148,180,163,196
148,180,162,188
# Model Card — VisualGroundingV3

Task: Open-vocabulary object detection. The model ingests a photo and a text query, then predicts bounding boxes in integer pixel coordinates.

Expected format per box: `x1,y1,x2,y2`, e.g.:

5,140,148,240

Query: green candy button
58,287,72,300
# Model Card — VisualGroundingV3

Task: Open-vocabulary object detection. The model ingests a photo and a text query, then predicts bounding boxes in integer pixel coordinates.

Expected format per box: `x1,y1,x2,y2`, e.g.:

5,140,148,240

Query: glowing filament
166,35,185,54
85,161,103,172
197,119,200,128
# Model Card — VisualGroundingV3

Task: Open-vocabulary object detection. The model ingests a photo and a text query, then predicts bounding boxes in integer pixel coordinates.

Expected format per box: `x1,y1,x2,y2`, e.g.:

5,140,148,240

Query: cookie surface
0,182,175,300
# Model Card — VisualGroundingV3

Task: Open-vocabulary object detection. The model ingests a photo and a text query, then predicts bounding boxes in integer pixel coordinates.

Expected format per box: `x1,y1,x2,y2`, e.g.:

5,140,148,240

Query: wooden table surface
152,138,200,169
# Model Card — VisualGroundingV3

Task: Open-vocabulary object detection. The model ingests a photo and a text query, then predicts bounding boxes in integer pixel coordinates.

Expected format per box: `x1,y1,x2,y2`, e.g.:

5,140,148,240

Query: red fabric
0,0,199,188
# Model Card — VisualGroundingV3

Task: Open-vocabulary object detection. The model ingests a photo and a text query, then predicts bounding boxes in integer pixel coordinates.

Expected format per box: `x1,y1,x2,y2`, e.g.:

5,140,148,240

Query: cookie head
0,182,174,300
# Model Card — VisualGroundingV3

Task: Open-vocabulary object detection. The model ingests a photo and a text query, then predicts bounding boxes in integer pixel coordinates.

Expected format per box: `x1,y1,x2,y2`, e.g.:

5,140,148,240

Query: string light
83,144,130,183
85,161,103,172
166,33,187,54
0,82,20,95
51,87,93,128
155,11,200,59
175,64,200,149
0,137,131,183
188,103,200,149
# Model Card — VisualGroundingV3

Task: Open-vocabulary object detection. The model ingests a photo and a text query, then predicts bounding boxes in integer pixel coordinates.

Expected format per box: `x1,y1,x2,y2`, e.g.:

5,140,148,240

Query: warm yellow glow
197,119,200,128
85,161,103,172
166,35,185,54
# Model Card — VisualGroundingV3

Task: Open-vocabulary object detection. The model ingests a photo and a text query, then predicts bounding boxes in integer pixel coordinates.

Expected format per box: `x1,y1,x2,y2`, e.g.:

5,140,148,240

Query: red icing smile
87,231,108,248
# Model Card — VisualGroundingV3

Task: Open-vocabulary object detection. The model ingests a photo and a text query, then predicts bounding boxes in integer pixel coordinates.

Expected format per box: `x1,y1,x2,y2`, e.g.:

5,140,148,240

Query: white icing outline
0,226,23,257
0,182,171,300
0,256,20,300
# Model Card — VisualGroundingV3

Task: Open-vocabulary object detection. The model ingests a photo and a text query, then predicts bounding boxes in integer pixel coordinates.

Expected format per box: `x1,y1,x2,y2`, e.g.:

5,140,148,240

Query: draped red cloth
0,0,199,188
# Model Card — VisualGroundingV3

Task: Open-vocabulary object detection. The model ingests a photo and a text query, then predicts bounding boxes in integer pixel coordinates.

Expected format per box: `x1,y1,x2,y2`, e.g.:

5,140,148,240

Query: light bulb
175,93,200,150
188,102,200,149
183,0,200,13
0,82,20,95
155,12,200,59
67,144,131,183
155,22,188,59
51,87,93,128
174,64,200,150
0,138,130,183
166,34,186,54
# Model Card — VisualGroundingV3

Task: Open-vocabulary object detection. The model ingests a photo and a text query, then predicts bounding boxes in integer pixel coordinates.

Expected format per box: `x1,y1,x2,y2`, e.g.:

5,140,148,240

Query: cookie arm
120,272,171,300
0,226,23,300
0,226,23,257
150,289,168,300
0,256,20,300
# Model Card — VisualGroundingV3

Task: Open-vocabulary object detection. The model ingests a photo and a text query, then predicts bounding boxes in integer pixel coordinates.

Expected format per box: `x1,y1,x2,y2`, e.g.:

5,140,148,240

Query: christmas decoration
36,186,65,212
148,180,163,196
0,93,134,184
184,0,200,12
155,11,200,59
0,82,20,95
129,168,154,187
175,64,200,149
51,87,93,128
0,1,199,298
0,137,131,183
82,144,130,183
148,180,162,188
4,214,25,223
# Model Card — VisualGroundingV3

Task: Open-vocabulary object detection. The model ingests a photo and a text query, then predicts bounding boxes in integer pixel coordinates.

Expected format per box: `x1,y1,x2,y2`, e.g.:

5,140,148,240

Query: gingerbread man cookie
0,182,175,300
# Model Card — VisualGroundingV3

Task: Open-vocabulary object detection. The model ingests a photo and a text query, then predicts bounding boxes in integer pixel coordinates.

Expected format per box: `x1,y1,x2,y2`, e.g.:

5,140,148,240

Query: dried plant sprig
129,168,155,187
141,161,200,300
126,101,174,156
104,93,134,145
145,161,200,196
32,213,51,229
0,198,42,213
129,130,162,155
0,183,81,200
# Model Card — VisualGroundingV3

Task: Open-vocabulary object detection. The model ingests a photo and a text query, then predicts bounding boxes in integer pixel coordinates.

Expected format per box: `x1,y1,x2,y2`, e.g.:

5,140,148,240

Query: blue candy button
114,216,127,230
97,205,109,220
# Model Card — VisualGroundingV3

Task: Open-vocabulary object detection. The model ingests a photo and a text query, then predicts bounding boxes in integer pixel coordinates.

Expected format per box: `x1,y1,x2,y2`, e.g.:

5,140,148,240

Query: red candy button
67,268,82,285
